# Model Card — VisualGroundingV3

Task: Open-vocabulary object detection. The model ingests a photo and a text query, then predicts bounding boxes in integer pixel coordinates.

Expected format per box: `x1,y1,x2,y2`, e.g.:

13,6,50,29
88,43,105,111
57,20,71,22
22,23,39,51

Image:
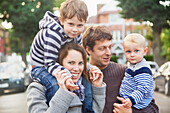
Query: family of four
27,0,159,113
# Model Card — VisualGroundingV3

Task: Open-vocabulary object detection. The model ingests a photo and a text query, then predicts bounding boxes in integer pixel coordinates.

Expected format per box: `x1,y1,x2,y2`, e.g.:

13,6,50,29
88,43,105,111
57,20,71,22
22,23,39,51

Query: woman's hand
54,69,79,91
89,66,103,87
54,69,70,91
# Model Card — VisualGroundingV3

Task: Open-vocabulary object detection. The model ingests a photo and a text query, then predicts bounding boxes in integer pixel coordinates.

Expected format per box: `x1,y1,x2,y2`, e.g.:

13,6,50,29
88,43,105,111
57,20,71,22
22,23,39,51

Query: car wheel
153,80,159,91
165,81,170,96
0,90,4,95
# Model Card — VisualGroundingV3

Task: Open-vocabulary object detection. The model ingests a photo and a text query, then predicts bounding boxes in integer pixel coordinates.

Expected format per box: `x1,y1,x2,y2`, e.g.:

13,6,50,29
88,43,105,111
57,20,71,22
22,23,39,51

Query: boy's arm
43,28,72,77
128,72,153,105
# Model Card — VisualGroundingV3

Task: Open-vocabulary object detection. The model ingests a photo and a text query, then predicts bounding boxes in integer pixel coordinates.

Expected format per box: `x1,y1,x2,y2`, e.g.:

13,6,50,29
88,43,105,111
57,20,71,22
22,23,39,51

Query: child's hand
122,98,132,108
89,66,103,87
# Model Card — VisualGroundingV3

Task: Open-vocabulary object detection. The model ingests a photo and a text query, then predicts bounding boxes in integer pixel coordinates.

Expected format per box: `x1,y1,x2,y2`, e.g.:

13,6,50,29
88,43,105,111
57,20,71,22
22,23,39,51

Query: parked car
154,62,170,96
147,61,159,76
0,61,26,95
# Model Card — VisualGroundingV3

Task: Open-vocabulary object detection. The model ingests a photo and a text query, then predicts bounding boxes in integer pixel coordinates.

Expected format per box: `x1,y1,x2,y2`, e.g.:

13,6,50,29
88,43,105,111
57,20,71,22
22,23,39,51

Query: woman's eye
79,62,84,65
68,61,73,64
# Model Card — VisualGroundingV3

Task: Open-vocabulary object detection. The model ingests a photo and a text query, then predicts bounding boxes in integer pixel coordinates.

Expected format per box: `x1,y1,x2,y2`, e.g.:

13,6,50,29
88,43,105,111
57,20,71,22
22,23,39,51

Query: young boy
29,0,88,104
119,33,153,109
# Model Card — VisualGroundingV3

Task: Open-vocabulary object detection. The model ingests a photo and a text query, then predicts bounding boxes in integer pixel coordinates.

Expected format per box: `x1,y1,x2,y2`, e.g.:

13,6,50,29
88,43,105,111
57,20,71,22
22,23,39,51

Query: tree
117,0,170,66
0,0,64,65
161,29,170,60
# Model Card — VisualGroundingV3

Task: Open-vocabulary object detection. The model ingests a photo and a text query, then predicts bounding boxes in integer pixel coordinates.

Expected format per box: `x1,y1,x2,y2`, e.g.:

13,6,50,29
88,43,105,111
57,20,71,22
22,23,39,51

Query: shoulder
108,62,127,70
27,82,45,94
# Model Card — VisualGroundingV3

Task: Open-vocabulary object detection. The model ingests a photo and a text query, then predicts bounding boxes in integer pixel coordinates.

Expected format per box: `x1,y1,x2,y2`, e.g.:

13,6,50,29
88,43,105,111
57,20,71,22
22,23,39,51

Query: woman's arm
27,82,74,113
92,83,106,113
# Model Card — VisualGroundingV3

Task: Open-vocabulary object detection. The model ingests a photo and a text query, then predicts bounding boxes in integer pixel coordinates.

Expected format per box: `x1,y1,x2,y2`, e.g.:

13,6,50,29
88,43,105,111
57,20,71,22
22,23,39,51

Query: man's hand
122,98,132,108
89,66,103,87
113,97,132,113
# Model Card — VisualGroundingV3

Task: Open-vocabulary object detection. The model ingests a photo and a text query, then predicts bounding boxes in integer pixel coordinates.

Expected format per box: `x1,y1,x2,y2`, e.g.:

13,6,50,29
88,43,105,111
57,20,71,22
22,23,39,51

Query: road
0,91,170,113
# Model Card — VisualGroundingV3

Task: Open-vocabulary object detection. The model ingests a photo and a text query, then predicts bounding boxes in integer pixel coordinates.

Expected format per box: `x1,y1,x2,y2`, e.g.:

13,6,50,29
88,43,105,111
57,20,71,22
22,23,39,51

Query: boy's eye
126,51,131,53
78,24,83,27
135,50,139,52
99,47,105,51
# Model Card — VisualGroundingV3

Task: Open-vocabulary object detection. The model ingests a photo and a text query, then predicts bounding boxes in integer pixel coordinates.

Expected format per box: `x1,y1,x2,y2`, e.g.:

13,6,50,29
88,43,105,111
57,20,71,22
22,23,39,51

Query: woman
27,42,106,113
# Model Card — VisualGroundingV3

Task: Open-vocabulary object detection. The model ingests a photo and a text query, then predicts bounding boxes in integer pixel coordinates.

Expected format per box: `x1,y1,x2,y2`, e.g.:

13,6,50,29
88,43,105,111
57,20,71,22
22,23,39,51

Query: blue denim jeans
31,66,94,113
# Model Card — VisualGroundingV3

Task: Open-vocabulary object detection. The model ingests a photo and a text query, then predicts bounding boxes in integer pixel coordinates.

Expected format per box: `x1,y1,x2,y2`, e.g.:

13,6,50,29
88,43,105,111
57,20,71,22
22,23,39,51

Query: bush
144,55,153,61
110,55,118,63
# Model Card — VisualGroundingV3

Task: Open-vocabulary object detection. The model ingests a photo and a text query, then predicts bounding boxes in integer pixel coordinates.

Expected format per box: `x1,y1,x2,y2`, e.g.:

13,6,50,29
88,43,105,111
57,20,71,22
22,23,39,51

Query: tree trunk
20,37,27,66
152,25,164,66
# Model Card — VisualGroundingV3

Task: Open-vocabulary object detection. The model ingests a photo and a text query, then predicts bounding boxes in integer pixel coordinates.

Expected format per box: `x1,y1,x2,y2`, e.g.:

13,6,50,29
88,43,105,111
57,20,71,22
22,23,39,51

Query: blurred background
0,0,169,113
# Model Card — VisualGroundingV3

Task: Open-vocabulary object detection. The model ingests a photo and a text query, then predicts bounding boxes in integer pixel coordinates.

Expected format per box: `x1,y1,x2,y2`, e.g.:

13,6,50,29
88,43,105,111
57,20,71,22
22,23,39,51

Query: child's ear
144,47,148,55
59,17,63,25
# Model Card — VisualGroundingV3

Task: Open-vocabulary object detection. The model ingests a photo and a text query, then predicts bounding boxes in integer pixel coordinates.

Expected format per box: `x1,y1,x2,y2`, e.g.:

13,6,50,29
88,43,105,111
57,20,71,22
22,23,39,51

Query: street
0,91,170,113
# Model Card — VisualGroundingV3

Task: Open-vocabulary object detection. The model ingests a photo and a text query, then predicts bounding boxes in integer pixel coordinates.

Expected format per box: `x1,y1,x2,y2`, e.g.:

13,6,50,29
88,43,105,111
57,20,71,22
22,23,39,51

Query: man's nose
106,48,112,55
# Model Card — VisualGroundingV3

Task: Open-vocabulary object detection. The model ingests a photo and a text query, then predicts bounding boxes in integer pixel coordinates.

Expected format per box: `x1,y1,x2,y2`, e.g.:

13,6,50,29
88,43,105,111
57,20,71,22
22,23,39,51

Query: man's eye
69,23,74,26
99,48,105,51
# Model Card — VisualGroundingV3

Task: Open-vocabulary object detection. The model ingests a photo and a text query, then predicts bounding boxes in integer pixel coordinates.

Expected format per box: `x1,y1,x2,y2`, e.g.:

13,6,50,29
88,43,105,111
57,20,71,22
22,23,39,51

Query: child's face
123,41,148,65
62,50,84,83
60,16,85,39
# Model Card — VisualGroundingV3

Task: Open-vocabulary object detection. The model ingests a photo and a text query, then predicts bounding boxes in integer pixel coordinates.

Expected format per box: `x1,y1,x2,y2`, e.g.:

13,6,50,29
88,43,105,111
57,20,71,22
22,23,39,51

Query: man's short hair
83,25,112,51
60,0,88,22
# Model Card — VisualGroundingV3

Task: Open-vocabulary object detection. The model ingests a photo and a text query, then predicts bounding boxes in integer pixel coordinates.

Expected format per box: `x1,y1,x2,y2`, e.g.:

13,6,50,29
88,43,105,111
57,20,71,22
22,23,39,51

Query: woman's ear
59,17,63,25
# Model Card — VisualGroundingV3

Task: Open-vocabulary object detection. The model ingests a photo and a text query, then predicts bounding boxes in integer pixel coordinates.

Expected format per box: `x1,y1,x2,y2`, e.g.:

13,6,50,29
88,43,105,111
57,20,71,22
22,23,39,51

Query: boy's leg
31,66,59,104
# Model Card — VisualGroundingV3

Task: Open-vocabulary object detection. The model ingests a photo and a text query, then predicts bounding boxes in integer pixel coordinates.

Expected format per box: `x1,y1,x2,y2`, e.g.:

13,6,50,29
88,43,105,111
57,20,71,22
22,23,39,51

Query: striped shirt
119,59,153,109
29,11,82,76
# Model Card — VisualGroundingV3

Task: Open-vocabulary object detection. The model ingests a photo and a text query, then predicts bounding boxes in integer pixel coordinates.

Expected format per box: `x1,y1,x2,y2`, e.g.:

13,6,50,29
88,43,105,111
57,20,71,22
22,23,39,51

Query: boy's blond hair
123,33,146,48
60,0,88,22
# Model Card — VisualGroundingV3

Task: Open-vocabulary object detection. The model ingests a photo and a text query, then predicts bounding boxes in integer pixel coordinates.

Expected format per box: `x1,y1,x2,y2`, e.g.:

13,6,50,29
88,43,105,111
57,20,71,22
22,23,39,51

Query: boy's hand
89,66,103,87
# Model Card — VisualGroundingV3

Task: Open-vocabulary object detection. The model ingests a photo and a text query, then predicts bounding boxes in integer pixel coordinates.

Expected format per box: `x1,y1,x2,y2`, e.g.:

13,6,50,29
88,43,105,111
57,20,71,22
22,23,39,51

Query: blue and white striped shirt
29,11,82,76
119,59,153,109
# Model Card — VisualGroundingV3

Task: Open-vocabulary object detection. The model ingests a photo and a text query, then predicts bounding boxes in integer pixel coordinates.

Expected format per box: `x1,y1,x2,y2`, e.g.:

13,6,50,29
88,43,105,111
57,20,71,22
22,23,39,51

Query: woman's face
63,50,84,83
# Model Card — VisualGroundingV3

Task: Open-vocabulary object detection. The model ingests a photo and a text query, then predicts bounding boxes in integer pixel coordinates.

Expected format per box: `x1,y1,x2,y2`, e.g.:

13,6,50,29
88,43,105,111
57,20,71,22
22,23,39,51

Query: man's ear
59,17,63,25
86,46,91,56
144,47,148,55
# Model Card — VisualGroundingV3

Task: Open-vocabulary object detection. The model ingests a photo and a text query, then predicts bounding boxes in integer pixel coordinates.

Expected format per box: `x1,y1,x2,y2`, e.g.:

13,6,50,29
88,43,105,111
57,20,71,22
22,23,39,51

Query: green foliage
160,28,170,60
110,55,118,63
0,0,64,64
116,0,170,65
144,55,153,61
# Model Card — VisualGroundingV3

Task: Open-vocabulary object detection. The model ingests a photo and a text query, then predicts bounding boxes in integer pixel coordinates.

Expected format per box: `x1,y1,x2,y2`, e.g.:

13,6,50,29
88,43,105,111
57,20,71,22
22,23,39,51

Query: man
83,26,159,113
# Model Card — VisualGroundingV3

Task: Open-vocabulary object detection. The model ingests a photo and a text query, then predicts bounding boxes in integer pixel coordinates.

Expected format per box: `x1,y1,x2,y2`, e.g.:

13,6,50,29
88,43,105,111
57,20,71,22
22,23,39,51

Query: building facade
86,0,152,64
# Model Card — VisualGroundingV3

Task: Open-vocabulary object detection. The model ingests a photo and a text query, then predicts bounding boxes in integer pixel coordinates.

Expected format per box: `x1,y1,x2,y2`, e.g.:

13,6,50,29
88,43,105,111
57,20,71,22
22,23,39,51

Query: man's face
87,39,113,70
